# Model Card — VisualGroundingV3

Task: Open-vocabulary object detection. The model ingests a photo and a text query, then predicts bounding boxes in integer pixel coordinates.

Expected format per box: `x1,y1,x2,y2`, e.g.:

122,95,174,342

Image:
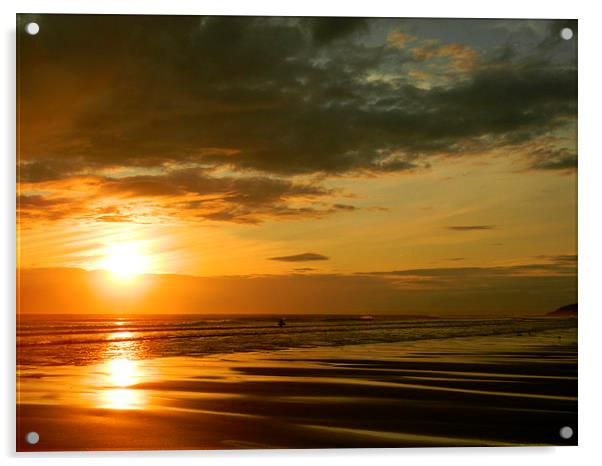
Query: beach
17,321,577,451
15,12,579,455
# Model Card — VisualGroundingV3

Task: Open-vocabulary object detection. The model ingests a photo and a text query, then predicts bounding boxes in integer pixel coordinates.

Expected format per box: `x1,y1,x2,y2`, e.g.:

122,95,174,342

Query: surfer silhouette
278,318,286,328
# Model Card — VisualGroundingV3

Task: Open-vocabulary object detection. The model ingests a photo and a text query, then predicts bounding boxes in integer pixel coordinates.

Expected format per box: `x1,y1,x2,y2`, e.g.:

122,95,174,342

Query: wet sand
17,327,577,451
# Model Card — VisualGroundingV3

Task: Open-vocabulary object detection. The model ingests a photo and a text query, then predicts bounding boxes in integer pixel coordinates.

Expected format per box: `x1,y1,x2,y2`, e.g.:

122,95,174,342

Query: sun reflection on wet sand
100,387,145,410
99,357,146,409
107,358,140,387
96,328,148,410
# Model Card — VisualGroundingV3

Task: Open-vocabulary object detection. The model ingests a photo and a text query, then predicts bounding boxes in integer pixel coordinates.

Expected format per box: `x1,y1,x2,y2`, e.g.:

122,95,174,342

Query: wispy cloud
269,253,329,262
358,260,577,282
446,225,495,231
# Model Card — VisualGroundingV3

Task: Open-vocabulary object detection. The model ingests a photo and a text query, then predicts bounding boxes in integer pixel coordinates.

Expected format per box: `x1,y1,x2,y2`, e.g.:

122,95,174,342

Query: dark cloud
269,253,329,262
331,203,356,211
19,159,84,183
17,15,576,224
18,15,576,178
102,170,345,223
446,225,495,231
538,19,577,52
533,254,577,263
17,194,91,222
306,17,369,45
529,149,577,171
17,170,353,225
101,170,331,202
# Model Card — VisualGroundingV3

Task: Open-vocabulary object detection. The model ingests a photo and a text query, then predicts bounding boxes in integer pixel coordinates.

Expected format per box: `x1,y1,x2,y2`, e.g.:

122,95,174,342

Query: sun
99,242,149,280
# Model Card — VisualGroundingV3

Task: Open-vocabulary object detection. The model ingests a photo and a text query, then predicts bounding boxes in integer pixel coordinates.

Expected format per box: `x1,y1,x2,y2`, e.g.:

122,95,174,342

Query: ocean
17,314,576,366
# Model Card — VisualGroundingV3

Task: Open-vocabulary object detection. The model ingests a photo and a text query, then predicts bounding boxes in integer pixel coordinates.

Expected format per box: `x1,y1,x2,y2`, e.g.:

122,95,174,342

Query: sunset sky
17,15,577,315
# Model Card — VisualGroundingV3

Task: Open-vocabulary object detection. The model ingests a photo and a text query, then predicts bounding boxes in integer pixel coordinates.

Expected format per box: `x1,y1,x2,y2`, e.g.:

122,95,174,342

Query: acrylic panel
16,14,577,451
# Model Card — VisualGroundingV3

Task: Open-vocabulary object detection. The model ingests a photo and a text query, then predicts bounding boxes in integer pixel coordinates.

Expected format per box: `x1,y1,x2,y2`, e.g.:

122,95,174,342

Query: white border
3,1,601,465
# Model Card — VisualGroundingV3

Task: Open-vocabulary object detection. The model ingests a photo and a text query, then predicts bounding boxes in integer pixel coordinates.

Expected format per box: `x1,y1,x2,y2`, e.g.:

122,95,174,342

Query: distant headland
546,303,577,317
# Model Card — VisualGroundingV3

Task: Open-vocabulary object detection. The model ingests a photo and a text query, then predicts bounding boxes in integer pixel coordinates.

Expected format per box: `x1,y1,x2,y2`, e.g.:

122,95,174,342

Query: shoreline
17,328,577,451
17,316,577,367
